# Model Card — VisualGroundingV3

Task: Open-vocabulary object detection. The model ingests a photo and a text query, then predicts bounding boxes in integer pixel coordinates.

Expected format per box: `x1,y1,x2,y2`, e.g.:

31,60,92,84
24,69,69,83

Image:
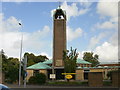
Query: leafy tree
24,52,48,66
1,50,48,83
83,52,99,67
2,50,19,83
63,47,79,73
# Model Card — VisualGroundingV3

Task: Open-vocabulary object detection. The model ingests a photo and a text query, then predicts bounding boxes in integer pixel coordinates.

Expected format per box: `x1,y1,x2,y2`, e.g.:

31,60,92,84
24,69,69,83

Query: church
26,6,119,81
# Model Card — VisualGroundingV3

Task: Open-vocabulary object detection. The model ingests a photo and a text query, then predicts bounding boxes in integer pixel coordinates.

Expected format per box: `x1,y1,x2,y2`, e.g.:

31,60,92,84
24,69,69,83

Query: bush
28,73,46,85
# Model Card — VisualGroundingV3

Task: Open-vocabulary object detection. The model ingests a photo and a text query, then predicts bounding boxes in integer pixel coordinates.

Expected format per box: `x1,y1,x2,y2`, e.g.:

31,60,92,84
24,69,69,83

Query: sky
0,0,118,62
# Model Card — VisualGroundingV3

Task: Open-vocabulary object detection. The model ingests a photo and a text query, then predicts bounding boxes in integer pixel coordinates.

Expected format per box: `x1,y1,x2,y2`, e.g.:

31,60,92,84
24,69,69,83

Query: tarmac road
5,84,119,90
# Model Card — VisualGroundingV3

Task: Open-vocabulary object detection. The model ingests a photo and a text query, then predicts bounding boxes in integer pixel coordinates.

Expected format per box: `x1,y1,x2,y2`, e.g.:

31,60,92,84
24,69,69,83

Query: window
33,70,39,76
84,69,90,72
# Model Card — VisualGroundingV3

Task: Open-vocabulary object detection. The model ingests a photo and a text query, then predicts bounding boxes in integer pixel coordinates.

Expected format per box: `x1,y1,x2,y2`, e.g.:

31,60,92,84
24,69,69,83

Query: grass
103,80,112,86
46,81,88,86
46,80,112,86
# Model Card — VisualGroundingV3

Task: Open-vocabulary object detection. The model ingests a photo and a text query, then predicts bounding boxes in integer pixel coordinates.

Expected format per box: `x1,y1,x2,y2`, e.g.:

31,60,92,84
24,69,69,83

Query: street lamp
0,50,2,83
18,22,23,86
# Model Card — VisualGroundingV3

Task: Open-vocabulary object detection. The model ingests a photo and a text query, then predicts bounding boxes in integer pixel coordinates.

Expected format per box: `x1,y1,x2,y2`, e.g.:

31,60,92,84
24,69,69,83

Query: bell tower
53,6,66,67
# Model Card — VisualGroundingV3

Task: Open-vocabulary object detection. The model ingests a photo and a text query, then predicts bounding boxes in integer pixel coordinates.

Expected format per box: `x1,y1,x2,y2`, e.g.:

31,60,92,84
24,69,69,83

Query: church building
26,6,119,81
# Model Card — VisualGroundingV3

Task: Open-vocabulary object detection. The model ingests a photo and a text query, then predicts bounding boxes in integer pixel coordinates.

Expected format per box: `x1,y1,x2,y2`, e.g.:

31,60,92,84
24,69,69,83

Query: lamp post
18,22,23,86
0,50,2,83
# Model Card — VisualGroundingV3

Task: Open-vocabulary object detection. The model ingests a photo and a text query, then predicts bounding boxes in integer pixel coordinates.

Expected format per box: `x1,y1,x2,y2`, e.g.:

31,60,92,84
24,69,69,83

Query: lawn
46,81,88,86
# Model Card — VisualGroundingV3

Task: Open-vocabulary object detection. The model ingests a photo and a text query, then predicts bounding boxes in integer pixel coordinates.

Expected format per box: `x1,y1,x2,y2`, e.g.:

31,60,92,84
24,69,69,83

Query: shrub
28,73,46,85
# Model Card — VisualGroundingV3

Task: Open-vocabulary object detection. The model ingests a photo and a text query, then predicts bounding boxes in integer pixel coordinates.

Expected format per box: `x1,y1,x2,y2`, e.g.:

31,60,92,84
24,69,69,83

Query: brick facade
88,72,103,87
53,19,66,67
76,69,84,80
112,72,120,87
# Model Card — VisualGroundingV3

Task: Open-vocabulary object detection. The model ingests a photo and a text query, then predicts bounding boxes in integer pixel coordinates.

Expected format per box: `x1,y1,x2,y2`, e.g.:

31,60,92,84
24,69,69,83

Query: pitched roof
43,59,52,64
77,59,91,64
27,62,51,70
77,66,120,69
42,59,91,64
99,62,119,65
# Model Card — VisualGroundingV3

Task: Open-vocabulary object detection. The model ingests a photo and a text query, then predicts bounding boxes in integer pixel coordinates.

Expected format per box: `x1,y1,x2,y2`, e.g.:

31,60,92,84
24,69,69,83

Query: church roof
43,59,53,64
77,59,91,64
27,59,91,70
42,59,91,65
99,62,119,65
27,62,51,70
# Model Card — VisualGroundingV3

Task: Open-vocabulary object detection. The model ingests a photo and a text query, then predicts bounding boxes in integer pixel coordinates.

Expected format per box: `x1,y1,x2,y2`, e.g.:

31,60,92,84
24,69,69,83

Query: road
6,84,119,90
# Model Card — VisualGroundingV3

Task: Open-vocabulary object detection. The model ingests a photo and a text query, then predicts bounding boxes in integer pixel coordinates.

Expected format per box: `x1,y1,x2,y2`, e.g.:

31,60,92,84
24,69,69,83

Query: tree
2,50,19,83
24,52,48,66
63,47,79,73
83,52,99,67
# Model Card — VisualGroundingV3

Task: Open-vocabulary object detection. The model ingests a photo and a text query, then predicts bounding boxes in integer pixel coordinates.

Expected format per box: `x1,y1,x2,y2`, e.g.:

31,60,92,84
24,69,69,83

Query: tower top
53,3,66,20
58,1,61,9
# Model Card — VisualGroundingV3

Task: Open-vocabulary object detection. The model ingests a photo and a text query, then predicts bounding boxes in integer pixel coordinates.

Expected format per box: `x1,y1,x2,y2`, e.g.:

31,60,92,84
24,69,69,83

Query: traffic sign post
23,55,27,88
50,74,56,79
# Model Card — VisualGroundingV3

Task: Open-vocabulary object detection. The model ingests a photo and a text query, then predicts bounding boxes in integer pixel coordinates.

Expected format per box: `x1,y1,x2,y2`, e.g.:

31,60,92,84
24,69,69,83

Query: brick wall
53,19,66,67
76,69,84,80
40,70,47,76
88,72,103,87
112,72,120,87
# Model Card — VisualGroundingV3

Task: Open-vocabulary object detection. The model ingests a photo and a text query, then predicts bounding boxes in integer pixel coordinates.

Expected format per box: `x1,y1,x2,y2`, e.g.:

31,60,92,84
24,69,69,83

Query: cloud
79,1,92,8
67,26,83,41
23,25,51,52
89,1,118,62
91,1,118,32
0,13,21,32
79,8,89,15
97,1,118,18
0,32,22,57
109,32,118,46
78,51,83,59
2,0,31,2
91,1,118,31
93,31,118,62
0,13,52,58
51,1,91,21
88,32,108,49
92,22,117,31
94,42,118,62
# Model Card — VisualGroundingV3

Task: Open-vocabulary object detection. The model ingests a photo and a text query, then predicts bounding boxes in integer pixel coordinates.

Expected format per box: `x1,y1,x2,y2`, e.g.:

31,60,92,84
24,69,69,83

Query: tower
53,6,66,67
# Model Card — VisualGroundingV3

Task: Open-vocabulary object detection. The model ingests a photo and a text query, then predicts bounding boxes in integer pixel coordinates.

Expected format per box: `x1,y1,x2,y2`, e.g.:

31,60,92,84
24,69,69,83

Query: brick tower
53,7,66,67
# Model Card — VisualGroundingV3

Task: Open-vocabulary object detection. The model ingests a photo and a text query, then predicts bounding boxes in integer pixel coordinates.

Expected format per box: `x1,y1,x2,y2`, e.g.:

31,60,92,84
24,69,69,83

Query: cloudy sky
0,0,118,62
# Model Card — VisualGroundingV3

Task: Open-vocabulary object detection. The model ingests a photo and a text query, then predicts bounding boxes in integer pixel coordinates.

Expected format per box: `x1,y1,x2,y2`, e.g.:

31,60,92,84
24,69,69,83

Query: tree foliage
1,50,48,84
83,52,99,67
24,52,48,66
63,47,79,73
2,50,19,83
